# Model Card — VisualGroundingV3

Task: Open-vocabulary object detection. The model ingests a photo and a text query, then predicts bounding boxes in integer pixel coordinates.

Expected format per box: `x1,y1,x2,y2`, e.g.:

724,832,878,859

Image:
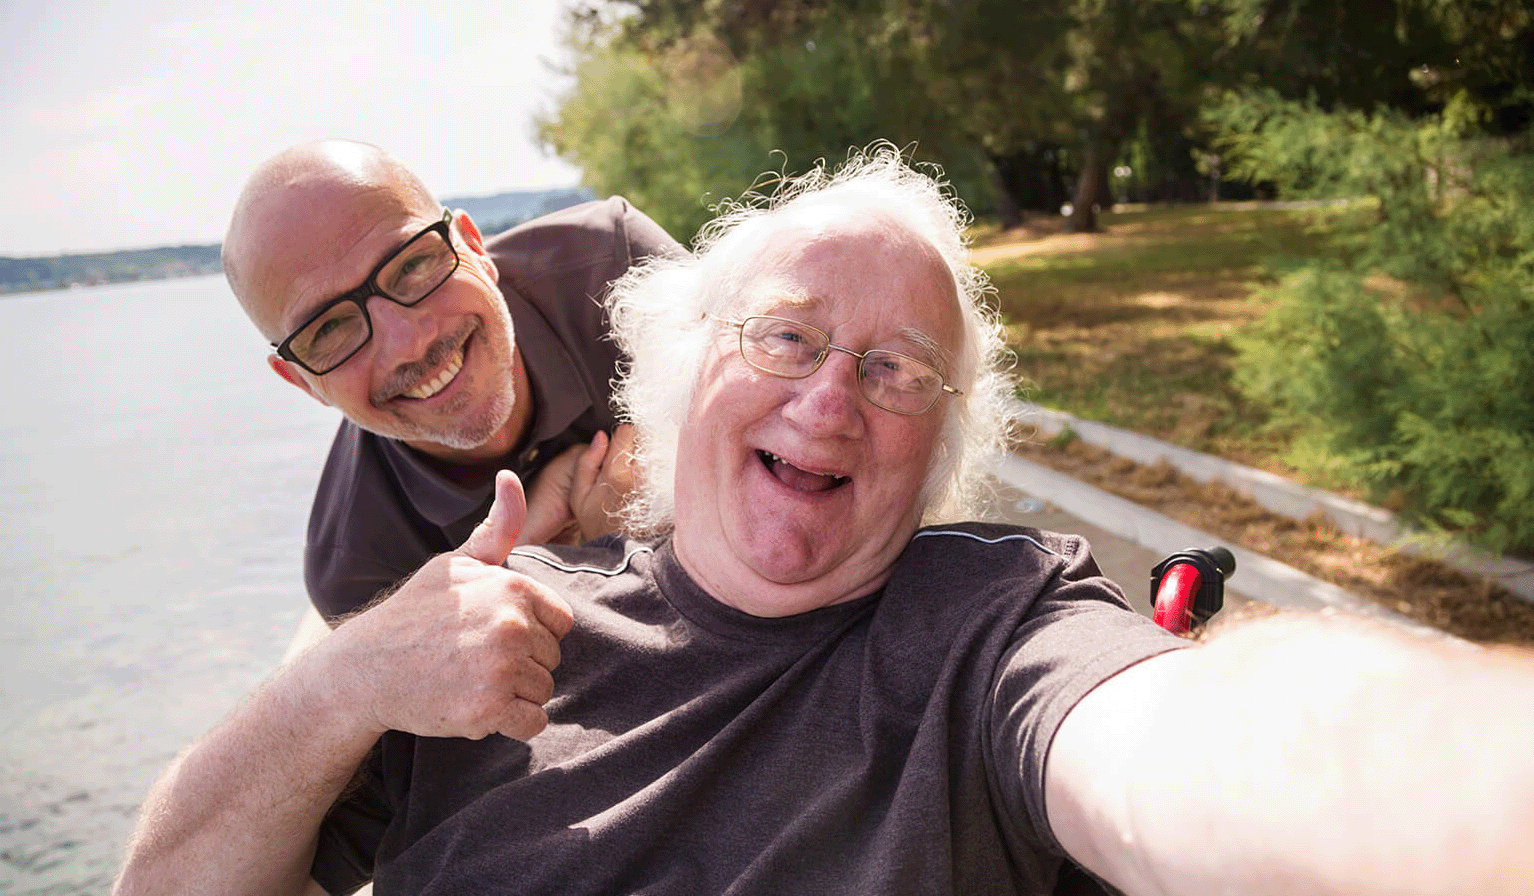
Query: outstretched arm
1047,612,1534,896
113,472,575,896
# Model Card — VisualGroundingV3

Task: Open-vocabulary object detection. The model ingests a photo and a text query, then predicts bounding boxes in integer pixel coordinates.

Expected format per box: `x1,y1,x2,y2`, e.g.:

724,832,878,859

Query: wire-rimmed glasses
724,314,962,415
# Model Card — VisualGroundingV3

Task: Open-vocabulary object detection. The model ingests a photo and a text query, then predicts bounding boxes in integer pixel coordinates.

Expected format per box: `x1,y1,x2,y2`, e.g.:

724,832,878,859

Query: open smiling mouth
400,339,467,401
758,450,850,493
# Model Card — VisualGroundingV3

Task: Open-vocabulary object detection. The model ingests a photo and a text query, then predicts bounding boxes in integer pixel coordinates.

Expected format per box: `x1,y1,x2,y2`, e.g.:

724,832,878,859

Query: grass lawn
970,202,1534,641
973,202,1346,480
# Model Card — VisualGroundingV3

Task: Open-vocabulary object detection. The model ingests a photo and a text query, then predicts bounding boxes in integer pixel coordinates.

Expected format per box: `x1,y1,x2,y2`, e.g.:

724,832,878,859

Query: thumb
459,470,528,565
570,430,609,498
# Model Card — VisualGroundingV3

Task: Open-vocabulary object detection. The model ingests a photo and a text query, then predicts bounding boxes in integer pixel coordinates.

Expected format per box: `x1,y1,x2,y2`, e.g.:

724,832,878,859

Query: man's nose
782,349,865,435
366,293,439,361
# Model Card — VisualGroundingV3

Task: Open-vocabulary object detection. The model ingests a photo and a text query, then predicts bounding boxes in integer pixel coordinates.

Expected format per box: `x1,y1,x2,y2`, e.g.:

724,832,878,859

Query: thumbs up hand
319,471,576,742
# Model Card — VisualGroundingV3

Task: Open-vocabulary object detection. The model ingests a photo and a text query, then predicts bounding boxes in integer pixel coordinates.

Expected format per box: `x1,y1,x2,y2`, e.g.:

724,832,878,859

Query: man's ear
452,209,487,254
267,353,330,406
451,210,499,280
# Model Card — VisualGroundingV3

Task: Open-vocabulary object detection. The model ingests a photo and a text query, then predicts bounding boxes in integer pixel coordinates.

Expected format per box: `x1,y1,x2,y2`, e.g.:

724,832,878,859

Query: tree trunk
988,162,1025,230
1067,139,1112,233
988,145,1071,218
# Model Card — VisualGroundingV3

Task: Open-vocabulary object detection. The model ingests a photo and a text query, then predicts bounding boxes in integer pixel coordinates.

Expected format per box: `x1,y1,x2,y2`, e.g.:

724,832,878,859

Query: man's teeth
403,347,464,400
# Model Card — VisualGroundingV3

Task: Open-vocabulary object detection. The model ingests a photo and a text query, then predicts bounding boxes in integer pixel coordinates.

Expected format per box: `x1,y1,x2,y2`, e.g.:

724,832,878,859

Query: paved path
1018,403,1534,604
985,452,1456,641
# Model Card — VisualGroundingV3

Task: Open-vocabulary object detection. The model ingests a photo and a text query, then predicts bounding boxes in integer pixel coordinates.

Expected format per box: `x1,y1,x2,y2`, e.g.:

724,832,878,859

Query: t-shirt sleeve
302,423,448,623
304,543,410,623
612,196,688,262
986,536,1188,854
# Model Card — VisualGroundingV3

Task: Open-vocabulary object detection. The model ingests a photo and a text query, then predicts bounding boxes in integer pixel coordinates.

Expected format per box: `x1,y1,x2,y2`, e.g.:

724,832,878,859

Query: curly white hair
606,143,1019,534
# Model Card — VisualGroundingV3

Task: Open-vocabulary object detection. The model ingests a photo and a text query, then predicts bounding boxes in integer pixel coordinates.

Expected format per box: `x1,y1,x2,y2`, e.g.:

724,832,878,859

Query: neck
672,536,896,618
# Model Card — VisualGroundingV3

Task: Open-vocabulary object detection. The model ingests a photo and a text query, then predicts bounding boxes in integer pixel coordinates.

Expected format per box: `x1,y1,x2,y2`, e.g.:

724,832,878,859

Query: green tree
540,4,987,240
1218,91,1534,553
546,0,1226,229
546,0,1531,237
1205,0,1533,128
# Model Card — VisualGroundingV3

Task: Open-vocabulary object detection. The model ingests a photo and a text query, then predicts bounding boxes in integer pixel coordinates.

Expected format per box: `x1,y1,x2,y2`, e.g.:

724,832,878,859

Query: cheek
312,367,365,410
879,421,943,488
691,352,767,426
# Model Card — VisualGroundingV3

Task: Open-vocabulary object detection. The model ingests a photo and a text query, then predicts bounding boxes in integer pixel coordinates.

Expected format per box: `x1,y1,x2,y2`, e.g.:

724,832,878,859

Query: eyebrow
896,327,950,371
288,220,432,329
748,292,952,371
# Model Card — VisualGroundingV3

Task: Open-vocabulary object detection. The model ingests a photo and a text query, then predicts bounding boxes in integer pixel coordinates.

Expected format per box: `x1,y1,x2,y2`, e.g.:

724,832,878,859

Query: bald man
224,140,684,622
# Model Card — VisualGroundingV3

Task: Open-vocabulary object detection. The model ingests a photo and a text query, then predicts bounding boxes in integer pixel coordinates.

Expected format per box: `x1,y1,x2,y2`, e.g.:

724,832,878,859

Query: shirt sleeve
612,195,688,261
986,535,1189,854
304,542,411,623
302,422,453,623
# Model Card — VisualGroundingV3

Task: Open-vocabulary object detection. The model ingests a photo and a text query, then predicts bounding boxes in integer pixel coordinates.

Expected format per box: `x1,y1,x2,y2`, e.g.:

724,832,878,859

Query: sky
0,0,588,256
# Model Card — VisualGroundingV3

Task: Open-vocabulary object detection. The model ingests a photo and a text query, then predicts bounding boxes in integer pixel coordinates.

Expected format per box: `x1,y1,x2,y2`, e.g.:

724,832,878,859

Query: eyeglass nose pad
820,344,865,381
803,347,866,402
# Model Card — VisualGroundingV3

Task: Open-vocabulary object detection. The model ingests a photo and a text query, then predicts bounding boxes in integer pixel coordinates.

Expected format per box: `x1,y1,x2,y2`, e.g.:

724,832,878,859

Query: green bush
1216,92,1534,555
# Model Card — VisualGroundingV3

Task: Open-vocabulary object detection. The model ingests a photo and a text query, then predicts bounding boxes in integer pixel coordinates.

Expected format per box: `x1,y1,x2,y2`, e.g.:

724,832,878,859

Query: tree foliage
541,0,1232,232
1219,93,1534,553
544,0,1532,231
540,0,1534,552
539,3,988,240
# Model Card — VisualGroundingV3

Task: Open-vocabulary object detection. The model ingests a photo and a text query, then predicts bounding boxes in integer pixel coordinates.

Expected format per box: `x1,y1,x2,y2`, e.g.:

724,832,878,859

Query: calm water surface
1,277,339,895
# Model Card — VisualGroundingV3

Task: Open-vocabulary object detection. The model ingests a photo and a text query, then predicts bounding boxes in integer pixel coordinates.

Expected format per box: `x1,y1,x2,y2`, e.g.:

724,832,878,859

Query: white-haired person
116,147,1534,896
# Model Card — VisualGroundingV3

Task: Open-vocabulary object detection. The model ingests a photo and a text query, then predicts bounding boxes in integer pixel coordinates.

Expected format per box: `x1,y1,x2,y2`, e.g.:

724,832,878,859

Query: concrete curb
988,454,1446,640
1015,402,1534,604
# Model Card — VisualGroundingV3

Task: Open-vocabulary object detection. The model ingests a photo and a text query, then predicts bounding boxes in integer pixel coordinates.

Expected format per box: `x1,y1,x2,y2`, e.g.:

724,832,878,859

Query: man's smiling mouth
402,344,464,400
758,450,850,493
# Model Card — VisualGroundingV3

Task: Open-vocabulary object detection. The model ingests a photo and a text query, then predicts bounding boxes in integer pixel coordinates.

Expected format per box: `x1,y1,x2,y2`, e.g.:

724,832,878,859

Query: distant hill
0,186,595,296
447,186,596,235
0,245,225,295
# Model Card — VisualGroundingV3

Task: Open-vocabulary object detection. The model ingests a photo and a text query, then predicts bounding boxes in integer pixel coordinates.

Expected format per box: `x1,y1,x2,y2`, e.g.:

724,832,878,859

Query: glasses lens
860,351,943,414
739,316,826,376
289,301,371,373
378,228,458,305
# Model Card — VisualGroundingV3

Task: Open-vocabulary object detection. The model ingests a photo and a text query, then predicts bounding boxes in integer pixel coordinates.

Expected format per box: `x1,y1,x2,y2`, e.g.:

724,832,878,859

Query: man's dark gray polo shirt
302,197,683,622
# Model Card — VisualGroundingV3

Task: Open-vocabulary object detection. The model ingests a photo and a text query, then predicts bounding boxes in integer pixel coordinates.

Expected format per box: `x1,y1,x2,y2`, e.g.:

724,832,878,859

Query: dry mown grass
979,206,1534,645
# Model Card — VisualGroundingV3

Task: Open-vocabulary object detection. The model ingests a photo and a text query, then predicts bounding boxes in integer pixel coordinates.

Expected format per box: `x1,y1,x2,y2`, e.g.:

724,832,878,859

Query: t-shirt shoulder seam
911,527,1064,557
507,543,654,577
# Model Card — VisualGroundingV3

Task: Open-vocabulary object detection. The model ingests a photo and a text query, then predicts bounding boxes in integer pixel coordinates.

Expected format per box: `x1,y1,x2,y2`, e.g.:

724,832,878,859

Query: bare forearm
1053,613,1534,896
115,479,574,896
115,487,576,889
113,650,382,896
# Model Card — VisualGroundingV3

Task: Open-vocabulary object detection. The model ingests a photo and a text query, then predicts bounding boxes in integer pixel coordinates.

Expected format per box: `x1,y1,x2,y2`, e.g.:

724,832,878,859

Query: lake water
0,277,341,895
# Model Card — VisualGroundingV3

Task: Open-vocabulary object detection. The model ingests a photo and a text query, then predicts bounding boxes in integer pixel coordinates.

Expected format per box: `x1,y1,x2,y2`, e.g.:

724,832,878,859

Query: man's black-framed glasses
273,211,460,375
726,315,963,416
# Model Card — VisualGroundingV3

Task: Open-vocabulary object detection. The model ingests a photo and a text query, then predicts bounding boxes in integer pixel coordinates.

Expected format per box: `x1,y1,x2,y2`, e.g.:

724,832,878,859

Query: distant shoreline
0,266,227,297
0,244,223,296
1,185,596,296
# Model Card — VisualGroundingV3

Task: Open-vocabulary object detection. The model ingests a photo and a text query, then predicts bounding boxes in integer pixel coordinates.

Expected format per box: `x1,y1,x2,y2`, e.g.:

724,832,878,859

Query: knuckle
503,703,549,742
525,664,556,704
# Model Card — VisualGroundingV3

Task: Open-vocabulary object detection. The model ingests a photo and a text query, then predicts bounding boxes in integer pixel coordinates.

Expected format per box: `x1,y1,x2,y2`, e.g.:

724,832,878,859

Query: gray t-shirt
312,523,1185,895
303,197,684,621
